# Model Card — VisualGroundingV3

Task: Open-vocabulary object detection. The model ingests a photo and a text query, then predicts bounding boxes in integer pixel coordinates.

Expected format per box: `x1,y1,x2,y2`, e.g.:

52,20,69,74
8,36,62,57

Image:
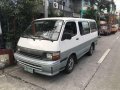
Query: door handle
76,38,79,40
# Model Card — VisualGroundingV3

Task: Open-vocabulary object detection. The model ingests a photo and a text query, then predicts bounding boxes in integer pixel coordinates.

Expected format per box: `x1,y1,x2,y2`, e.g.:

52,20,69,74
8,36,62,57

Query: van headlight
46,52,60,61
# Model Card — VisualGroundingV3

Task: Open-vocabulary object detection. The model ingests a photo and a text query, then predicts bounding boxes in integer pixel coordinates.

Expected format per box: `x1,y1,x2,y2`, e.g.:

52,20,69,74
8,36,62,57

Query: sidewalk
0,73,43,90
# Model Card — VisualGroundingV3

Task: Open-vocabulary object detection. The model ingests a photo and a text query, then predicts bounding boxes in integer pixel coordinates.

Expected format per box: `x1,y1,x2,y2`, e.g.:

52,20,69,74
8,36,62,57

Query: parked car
118,27,120,31
100,24,109,35
99,21,110,35
111,24,118,34
14,17,98,76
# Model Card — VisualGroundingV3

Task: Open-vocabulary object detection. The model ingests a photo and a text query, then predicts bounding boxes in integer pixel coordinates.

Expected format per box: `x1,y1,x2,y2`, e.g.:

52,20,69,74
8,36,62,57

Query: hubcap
90,46,93,54
68,58,74,71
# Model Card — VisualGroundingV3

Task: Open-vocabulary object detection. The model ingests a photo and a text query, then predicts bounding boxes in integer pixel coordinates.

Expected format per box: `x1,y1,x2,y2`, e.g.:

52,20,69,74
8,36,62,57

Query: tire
87,44,94,56
113,32,116,34
64,56,75,74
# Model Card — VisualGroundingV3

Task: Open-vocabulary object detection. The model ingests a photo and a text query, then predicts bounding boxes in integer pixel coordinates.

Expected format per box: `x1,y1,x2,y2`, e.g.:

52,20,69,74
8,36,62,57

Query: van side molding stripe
60,57,67,63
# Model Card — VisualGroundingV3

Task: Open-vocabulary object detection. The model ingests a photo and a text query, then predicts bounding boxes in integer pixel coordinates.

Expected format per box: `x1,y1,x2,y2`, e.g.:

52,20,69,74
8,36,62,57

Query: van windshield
22,20,63,41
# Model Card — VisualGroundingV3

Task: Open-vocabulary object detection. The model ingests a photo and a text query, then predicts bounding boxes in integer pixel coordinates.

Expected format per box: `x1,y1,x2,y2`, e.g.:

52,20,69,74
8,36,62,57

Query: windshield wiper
35,35,53,42
22,34,36,40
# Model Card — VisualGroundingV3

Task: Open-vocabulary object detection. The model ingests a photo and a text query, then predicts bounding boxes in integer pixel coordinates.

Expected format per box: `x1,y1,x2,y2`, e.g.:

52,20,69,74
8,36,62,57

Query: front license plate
24,66,33,73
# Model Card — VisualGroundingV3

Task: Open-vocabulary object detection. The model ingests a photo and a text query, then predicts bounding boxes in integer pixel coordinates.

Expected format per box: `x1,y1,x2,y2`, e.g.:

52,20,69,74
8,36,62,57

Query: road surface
0,32,120,90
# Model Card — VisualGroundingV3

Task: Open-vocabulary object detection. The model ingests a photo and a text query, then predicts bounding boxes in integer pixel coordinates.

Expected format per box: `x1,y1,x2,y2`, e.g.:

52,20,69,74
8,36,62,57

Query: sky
114,0,120,12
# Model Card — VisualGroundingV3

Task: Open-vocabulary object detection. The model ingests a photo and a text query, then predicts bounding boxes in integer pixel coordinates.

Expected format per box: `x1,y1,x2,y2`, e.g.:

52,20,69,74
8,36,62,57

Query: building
47,0,91,17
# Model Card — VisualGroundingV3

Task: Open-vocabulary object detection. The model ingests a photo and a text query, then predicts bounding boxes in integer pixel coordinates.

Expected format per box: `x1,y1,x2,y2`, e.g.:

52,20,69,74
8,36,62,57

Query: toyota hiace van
14,17,98,76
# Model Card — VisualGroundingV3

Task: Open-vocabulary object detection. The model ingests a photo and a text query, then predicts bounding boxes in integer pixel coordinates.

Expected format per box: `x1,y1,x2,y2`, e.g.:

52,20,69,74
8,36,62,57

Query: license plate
24,66,33,73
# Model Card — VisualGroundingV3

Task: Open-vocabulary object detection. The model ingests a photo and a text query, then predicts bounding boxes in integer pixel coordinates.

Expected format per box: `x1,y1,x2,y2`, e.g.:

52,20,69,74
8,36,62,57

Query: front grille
17,51,46,59
18,60,42,70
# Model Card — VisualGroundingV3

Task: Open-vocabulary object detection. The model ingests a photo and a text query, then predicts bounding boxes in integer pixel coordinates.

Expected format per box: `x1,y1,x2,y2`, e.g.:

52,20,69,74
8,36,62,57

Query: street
0,32,120,90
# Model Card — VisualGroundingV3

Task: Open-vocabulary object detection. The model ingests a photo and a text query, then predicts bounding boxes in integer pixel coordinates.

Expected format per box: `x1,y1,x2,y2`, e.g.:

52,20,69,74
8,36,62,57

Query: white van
14,17,98,76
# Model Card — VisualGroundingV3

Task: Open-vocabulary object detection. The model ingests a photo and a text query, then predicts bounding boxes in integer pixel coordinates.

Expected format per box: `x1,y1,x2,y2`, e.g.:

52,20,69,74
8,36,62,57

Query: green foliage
0,0,43,50
83,7,97,20
89,0,116,28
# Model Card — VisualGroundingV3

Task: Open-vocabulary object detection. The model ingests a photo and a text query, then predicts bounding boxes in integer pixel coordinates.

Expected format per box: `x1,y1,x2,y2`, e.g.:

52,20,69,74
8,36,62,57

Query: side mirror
62,33,72,41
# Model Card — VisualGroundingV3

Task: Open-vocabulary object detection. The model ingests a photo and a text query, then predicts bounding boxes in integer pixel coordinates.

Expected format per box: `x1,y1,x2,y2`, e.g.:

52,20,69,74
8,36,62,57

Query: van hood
17,37,59,52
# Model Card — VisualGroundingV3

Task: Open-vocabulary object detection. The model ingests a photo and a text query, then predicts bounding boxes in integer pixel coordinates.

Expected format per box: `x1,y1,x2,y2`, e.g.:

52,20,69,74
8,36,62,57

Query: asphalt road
0,32,120,90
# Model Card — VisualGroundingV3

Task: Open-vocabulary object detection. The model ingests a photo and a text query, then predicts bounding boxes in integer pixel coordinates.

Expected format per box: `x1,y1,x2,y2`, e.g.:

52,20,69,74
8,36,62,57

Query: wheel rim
68,58,74,71
90,46,94,54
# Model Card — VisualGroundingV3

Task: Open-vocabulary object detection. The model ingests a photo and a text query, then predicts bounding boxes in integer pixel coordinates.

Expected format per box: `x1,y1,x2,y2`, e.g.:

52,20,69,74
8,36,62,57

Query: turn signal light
46,52,60,61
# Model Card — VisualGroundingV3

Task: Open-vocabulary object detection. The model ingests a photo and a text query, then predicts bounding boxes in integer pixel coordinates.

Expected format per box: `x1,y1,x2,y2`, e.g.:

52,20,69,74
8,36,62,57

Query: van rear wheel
87,44,94,56
64,56,75,74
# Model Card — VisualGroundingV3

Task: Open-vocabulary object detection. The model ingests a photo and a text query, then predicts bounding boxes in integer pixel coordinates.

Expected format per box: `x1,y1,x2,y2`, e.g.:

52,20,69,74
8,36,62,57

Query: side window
82,22,90,34
90,22,97,32
63,22,77,37
78,22,90,35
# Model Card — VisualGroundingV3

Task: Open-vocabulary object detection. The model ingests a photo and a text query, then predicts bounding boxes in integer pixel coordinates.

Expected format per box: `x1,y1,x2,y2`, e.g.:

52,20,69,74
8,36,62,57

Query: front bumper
14,53,61,76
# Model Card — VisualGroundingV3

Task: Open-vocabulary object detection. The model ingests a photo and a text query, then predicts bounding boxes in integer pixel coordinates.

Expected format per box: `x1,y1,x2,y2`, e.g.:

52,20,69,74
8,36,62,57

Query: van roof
35,17,96,22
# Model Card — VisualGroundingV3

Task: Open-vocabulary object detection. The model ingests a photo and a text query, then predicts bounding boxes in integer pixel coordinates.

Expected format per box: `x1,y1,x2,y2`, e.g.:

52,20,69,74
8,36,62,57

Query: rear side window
78,22,90,35
63,22,77,37
90,22,97,32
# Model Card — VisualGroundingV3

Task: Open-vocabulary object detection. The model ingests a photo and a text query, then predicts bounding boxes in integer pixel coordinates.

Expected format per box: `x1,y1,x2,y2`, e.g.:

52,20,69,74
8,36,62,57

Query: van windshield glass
22,20,63,41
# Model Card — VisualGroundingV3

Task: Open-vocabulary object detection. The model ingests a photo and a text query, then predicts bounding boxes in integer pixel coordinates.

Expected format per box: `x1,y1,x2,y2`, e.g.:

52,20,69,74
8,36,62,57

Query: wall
48,0,91,17
73,0,82,13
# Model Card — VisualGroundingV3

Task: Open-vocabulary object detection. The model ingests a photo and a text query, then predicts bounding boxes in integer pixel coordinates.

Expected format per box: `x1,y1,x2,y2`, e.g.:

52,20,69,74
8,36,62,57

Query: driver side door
60,21,80,62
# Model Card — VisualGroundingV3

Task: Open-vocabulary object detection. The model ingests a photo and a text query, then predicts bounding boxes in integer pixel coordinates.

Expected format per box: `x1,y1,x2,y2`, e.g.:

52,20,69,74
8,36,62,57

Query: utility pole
0,21,3,48
119,13,120,27
44,0,49,18
0,22,2,35
63,1,65,17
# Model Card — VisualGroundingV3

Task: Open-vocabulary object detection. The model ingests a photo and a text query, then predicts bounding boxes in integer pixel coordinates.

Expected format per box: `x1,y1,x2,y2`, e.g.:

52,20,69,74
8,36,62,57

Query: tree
16,0,43,30
0,0,43,50
83,7,97,19
0,0,16,49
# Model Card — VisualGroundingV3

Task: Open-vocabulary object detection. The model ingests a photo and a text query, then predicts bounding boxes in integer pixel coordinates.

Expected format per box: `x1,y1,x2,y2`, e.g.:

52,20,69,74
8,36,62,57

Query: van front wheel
64,56,75,74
